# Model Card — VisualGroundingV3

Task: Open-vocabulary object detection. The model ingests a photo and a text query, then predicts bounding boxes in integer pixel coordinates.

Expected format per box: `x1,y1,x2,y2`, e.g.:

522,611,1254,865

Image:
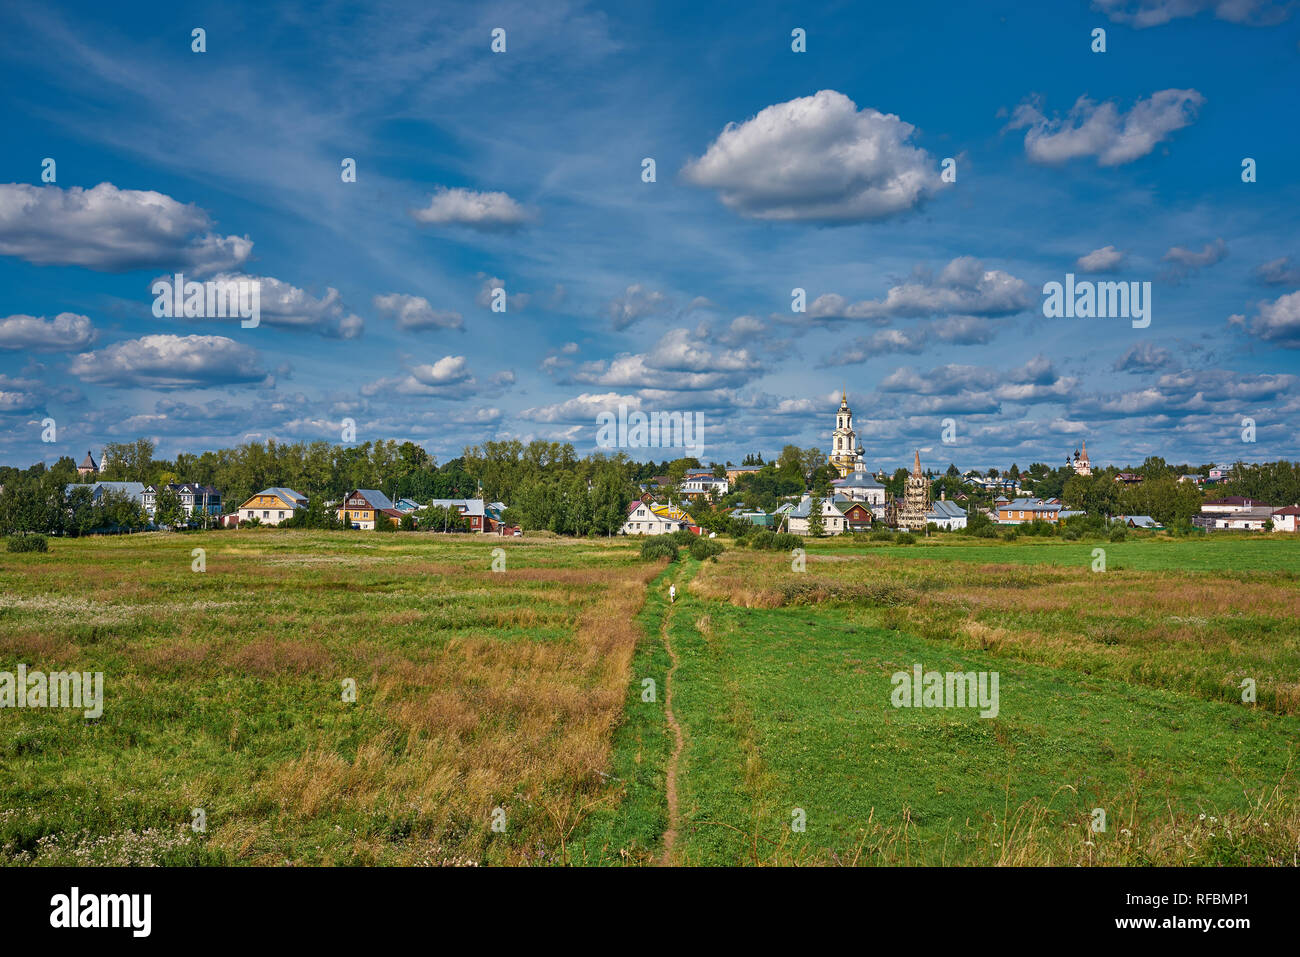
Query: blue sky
1,0,1298,474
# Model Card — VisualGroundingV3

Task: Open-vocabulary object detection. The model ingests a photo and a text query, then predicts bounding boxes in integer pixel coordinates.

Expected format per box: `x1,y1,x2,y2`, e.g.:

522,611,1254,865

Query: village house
786,495,847,536
1271,505,1300,532
839,499,873,532
143,482,222,523
421,498,487,532
996,498,1084,525
1194,497,1279,531
64,481,146,508
926,497,968,530
237,487,307,526
621,500,697,535
1114,514,1162,529
680,473,729,497
725,466,762,484
338,489,402,529
730,508,775,528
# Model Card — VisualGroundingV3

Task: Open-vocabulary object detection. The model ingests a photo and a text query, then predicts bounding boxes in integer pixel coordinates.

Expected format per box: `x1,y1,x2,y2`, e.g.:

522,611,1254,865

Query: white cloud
1114,341,1174,372
0,312,95,351
1241,290,1300,348
1163,238,1227,268
475,275,530,310
410,187,530,230
573,327,762,391
519,392,643,423
361,355,477,397
1006,89,1203,166
1093,0,1292,27
605,284,670,330
373,292,463,331
1254,256,1300,286
0,183,252,274
1076,245,1126,272
682,90,945,222
68,334,271,388
808,257,1030,321
195,273,364,338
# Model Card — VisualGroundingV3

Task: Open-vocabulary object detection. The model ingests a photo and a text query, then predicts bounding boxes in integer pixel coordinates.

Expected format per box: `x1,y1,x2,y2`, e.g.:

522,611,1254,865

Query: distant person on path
669,584,677,604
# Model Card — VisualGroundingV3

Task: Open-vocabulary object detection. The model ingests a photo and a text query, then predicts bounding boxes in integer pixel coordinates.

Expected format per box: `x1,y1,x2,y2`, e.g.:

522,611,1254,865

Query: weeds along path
658,560,696,866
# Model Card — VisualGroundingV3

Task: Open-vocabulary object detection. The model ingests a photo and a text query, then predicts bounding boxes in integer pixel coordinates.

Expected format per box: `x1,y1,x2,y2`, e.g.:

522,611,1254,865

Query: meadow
1,530,1296,866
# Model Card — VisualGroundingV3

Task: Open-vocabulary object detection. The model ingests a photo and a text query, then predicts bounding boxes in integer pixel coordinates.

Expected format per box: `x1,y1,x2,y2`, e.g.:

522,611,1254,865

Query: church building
827,392,866,478
1069,440,1092,476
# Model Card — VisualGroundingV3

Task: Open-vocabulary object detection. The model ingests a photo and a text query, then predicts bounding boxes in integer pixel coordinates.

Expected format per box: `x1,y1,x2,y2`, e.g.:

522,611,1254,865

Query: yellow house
237,487,307,525
337,489,399,530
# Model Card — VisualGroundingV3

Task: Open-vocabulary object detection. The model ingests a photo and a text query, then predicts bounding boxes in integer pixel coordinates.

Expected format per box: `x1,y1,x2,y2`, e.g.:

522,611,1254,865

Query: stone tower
899,450,931,531
827,391,865,478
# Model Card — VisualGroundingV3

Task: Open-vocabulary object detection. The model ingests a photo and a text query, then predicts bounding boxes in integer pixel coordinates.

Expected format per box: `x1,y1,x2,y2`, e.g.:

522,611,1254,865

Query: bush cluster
640,538,679,562
688,536,725,561
7,533,48,553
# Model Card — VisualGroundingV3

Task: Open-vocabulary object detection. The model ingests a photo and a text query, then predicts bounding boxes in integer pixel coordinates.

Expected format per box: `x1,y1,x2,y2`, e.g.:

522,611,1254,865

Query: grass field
1,531,1297,865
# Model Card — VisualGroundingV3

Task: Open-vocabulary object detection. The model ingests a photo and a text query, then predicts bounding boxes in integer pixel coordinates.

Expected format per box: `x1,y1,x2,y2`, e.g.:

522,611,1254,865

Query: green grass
809,534,1300,572
662,570,1300,865
0,530,653,865
3,531,1298,865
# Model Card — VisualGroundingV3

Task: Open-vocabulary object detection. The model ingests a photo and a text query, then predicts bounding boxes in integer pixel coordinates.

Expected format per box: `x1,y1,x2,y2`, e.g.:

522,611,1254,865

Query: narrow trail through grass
657,561,693,866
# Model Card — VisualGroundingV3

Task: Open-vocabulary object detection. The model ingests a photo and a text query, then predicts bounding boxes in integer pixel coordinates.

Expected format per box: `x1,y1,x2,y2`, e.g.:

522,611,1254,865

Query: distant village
3,392,1299,539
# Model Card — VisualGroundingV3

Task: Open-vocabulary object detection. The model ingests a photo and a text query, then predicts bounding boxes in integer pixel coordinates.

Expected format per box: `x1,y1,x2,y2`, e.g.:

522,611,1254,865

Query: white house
926,498,968,530
680,475,729,497
1271,505,1300,532
621,501,695,535
786,495,846,536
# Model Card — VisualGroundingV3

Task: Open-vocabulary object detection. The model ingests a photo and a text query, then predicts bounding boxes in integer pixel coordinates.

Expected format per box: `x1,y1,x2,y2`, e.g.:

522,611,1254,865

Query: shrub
771,532,804,551
999,528,1019,541
667,529,698,546
895,532,916,545
689,536,724,561
748,530,776,550
869,529,894,542
1109,525,1128,543
640,538,679,562
6,533,48,553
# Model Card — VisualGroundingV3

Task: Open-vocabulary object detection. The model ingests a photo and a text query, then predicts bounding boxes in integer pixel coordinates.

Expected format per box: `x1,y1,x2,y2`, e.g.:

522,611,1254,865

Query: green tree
153,487,186,528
